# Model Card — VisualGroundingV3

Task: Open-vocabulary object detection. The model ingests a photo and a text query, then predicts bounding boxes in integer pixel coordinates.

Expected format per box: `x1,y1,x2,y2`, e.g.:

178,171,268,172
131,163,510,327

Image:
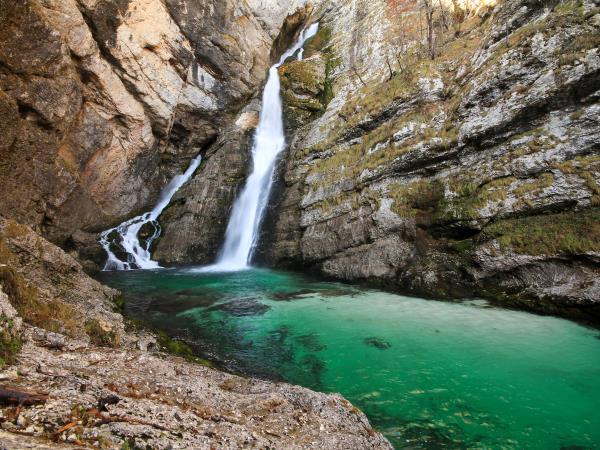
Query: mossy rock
279,57,326,95
85,318,120,347
484,207,600,256
303,25,333,58
0,264,84,338
0,316,22,369
279,55,327,129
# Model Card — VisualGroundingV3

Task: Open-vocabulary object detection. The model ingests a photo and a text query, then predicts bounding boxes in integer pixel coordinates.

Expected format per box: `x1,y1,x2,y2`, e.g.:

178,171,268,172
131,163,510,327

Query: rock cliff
265,0,600,321
0,0,310,270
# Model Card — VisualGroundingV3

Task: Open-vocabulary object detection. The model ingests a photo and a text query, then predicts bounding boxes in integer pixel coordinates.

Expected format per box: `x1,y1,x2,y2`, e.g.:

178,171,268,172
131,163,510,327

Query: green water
99,268,600,449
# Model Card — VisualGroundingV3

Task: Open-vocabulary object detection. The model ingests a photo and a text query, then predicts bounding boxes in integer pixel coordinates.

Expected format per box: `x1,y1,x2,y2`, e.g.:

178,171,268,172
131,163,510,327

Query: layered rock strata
264,0,600,321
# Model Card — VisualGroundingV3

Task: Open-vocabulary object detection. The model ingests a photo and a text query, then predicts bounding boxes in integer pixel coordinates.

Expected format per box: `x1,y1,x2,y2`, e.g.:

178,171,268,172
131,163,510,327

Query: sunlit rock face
248,0,312,36
0,0,302,269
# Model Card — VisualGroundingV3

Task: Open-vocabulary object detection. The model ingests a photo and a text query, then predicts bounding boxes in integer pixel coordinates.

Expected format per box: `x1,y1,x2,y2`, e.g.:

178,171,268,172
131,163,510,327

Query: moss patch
0,265,82,338
485,208,600,255
156,330,213,367
389,178,445,225
0,316,22,369
513,172,554,197
85,319,120,347
125,318,212,367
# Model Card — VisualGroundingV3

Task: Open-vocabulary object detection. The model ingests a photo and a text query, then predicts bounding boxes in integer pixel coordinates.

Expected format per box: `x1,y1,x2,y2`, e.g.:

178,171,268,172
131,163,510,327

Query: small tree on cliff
386,0,439,61
421,0,437,59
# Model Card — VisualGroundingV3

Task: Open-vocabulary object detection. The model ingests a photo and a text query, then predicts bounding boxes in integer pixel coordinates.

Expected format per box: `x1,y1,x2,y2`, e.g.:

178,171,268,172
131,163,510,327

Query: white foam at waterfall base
100,155,202,270
199,23,319,273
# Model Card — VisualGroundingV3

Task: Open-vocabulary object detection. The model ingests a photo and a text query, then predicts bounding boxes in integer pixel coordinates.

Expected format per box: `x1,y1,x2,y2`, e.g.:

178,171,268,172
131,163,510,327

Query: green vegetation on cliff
485,208,600,256
0,315,21,369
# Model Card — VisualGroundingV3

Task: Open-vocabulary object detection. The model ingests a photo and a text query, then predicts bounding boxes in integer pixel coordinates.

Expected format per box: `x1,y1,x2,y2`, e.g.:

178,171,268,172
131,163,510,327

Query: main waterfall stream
211,23,319,271
100,24,318,272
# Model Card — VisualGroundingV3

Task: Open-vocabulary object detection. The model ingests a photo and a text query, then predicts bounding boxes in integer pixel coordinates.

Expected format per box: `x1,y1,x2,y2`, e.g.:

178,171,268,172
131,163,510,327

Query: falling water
100,155,202,270
207,23,319,272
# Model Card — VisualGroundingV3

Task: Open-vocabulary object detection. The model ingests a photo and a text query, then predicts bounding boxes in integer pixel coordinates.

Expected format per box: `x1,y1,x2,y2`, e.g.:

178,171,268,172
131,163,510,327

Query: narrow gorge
0,0,599,448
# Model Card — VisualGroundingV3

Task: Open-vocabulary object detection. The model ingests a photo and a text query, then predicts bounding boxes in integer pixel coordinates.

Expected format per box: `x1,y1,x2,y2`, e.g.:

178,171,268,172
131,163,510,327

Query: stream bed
99,267,600,449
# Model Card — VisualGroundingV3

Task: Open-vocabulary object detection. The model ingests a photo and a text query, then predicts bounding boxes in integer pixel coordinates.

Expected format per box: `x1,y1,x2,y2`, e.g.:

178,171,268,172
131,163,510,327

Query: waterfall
100,155,202,270
207,23,319,272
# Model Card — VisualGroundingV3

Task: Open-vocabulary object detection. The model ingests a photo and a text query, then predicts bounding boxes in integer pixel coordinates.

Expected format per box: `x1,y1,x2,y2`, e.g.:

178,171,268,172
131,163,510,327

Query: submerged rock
364,337,392,350
296,333,328,352
209,298,271,317
270,289,317,301
148,293,219,314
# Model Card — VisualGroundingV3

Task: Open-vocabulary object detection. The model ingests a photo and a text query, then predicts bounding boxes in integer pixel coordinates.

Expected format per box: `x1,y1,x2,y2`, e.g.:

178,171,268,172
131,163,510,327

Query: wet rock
318,288,358,297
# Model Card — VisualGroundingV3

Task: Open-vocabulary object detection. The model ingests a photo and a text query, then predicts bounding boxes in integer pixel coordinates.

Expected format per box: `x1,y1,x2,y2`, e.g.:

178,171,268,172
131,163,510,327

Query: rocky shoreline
0,218,391,449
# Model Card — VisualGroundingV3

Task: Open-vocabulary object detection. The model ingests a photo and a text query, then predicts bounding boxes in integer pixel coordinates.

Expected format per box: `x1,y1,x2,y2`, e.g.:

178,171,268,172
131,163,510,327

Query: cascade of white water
100,155,202,270
206,23,319,272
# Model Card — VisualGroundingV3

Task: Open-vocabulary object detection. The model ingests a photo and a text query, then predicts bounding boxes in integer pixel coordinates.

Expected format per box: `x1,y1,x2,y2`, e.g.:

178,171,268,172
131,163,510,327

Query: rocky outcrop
261,0,600,321
279,54,328,129
0,216,390,449
0,0,312,271
0,217,126,344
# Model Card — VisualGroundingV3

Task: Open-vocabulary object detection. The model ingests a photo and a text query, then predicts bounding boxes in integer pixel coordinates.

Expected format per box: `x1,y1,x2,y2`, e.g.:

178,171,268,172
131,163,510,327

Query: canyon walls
1,0,598,320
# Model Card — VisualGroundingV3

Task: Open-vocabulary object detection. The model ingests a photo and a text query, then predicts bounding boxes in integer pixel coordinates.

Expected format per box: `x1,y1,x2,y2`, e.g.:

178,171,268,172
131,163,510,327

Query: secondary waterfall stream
209,23,319,271
99,155,202,270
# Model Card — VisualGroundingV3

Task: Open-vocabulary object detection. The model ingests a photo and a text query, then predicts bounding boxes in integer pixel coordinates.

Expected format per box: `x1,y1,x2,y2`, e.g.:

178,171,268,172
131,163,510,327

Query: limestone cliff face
261,0,600,321
3,0,597,321
0,0,305,270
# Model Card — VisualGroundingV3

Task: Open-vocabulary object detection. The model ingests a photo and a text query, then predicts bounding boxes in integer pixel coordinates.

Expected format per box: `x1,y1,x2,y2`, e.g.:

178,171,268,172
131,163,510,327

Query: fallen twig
0,386,48,405
56,421,78,434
